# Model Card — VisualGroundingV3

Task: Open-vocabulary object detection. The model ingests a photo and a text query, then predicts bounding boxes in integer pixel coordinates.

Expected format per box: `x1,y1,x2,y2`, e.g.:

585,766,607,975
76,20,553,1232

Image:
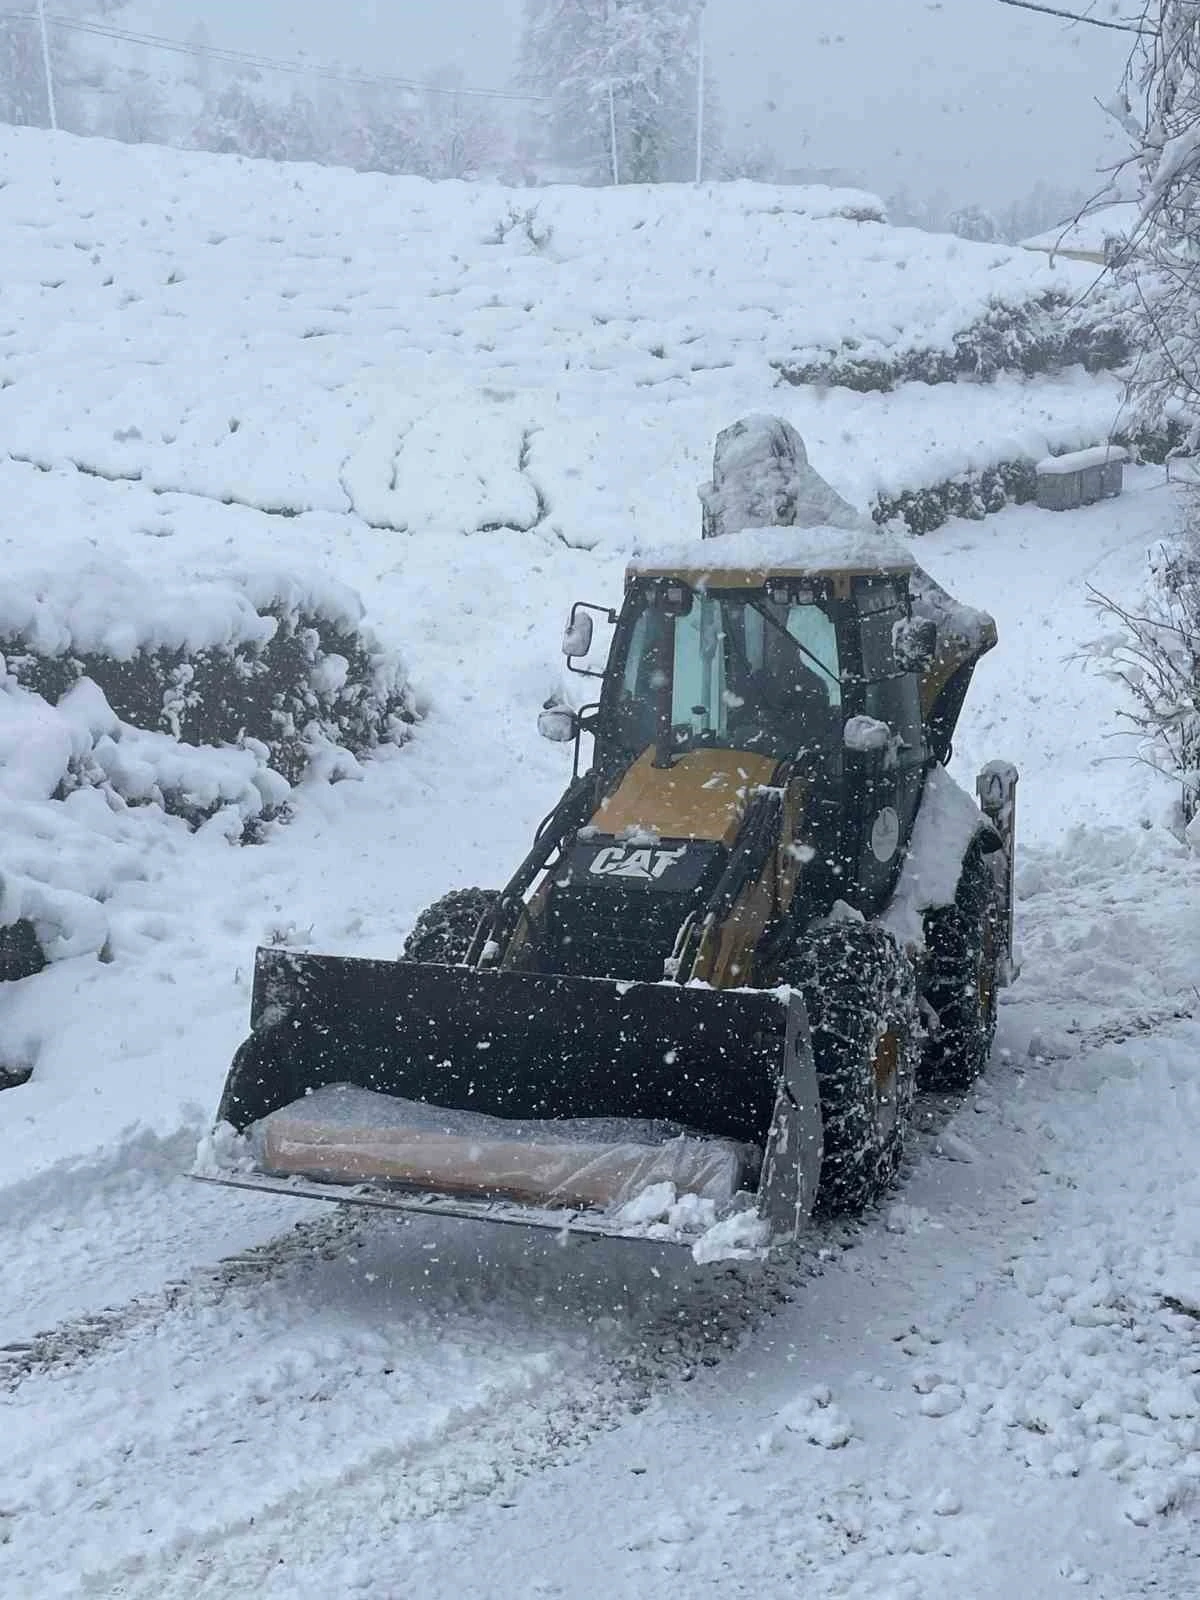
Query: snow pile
630,522,915,578
843,715,894,754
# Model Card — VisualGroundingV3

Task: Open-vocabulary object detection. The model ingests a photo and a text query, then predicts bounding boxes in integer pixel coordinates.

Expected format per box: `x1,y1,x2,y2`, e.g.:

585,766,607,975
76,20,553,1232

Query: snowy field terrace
0,126,1124,542
0,129,1196,1599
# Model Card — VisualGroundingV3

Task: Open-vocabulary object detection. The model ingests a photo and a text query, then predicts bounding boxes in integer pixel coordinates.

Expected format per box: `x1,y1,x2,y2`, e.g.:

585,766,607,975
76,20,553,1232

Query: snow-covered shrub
871,423,1182,535
775,291,1128,394
0,669,298,991
1107,4,1200,447
872,460,1040,535
1086,529,1200,826
0,562,416,784
0,565,418,999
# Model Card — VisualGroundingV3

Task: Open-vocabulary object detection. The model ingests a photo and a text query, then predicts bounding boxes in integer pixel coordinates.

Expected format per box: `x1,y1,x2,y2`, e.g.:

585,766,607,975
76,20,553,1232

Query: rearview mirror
538,704,580,744
562,610,594,659
893,616,937,672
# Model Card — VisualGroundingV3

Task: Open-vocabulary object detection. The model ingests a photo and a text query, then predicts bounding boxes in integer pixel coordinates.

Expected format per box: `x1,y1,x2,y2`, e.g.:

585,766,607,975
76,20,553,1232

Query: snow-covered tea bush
0,563,416,785
872,424,1186,535
776,291,1128,394
873,459,1040,535
0,668,290,991
0,564,417,997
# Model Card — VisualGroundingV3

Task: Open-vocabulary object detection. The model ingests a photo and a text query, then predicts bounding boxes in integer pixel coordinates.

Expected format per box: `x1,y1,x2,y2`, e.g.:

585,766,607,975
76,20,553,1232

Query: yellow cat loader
198,418,1017,1249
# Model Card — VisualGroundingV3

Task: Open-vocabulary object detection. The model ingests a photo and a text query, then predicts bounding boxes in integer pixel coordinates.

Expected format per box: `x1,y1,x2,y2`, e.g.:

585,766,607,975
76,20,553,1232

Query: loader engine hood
588,748,778,847
543,749,778,982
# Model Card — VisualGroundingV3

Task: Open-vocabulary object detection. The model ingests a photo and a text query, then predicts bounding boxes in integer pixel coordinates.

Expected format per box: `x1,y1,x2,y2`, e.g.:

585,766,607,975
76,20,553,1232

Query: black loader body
202,417,1016,1247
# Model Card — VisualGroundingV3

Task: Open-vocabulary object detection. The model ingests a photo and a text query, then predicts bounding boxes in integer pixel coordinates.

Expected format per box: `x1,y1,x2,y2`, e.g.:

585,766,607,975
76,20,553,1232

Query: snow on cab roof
627,524,916,582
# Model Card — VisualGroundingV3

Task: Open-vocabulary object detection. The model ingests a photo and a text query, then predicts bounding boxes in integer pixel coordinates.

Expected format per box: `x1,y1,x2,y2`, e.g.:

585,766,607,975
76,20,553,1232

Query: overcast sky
131,0,1133,207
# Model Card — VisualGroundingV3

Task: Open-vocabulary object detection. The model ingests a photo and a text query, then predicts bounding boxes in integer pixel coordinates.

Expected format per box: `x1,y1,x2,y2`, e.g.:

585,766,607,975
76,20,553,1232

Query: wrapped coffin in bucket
252,1083,757,1212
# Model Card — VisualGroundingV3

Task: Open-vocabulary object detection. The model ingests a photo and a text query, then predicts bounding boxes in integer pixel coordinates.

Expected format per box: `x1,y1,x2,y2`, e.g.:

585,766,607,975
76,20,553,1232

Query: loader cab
601,578,844,777
596,558,929,917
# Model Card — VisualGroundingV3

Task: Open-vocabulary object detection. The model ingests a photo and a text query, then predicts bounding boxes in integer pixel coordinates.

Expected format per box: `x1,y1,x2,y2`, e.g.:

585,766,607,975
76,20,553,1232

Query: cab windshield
612,589,842,764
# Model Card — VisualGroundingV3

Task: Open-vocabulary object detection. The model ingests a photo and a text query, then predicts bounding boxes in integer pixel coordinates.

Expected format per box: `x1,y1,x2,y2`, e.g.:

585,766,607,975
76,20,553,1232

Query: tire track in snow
0,1194,824,1600
6,985,1169,1598
0,1059,1005,1600
0,1203,364,1391
9,883,1187,1596
58,1117,1030,1600
0,1123,344,1359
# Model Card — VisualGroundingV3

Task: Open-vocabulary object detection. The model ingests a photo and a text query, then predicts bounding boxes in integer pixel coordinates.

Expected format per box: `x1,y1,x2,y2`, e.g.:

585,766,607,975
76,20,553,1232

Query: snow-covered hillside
0,128,1126,539
0,129,1196,1599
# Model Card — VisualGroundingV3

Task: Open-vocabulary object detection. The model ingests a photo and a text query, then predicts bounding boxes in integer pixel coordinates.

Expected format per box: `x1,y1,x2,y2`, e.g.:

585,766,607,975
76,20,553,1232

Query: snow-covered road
3,472,1197,1599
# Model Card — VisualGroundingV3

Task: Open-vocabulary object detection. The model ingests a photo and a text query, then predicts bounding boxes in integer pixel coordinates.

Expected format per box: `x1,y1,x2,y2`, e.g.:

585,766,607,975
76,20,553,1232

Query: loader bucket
209,947,822,1242
222,949,791,1144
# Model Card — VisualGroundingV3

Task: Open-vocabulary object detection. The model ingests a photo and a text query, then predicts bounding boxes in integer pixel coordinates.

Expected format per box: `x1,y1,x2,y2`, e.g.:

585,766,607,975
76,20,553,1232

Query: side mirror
562,610,594,659
893,616,937,673
538,704,580,744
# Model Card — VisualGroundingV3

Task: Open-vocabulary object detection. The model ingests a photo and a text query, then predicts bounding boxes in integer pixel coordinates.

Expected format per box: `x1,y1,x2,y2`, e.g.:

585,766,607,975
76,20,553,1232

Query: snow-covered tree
520,0,715,183
110,77,168,146
1109,1,1200,440
1080,5,1200,823
278,91,322,167
948,203,1000,244
419,66,505,180
994,181,1093,246
720,140,780,183
1088,530,1200,825
0,16,50,128
344,86,428,177
191,82,293,162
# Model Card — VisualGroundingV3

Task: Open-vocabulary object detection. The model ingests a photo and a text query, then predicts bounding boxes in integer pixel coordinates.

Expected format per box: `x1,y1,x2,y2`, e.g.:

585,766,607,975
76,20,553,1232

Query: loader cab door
844,579,926,910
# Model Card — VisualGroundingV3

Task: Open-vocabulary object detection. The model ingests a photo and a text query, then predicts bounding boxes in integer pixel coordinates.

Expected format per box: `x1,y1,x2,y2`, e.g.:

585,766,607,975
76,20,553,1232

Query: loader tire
920,841,1001,1091
402,887,500,965
785,921,920,1217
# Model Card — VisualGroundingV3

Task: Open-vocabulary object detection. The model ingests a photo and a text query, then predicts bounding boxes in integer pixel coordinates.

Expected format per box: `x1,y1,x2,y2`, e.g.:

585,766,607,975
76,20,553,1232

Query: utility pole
37,0,57,131
608,79,619,184
695,11,705,184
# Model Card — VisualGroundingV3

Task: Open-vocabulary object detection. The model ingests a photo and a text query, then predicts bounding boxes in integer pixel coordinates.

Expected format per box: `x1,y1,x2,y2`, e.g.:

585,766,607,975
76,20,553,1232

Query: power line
994,0,1158,34
0,10,550,102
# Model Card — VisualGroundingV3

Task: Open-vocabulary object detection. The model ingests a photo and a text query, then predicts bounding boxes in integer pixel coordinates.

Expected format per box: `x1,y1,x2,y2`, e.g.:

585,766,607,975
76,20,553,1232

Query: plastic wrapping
698,414,871,541
253,1083,755,1212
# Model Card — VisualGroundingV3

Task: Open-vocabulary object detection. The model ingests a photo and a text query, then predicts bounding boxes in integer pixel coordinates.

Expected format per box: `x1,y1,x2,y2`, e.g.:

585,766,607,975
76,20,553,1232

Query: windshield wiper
748,600,841,690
